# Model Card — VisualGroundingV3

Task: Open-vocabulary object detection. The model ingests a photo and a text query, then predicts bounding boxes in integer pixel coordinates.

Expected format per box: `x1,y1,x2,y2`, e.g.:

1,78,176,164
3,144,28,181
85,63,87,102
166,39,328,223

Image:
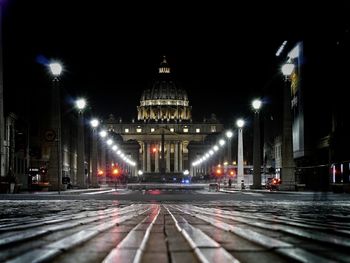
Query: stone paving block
199,247,239,263
170,251,199,263
274,247,336,263
167,235,193,252
47,230,99,250
51,251,108,263
101,248,137,263
164,224,178,233
154,214,165,225
88,232,127,249
144,232,167,252
231,250,291,263
134,223,152,231
107,224,135,233
141,252,169,263
5,248,61,263
117,230,146,249
198,224,268,251
179,223,220,248
150,223,164,233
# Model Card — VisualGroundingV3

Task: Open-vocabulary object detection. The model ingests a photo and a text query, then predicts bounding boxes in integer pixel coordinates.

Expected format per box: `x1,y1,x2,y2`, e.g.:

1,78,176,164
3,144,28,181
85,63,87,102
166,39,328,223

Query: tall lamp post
90,119,99,188
225,130,233,164
76,98,86,188
252,99,262,189
236,119,245,189
48,62,63,193
280,61,295,190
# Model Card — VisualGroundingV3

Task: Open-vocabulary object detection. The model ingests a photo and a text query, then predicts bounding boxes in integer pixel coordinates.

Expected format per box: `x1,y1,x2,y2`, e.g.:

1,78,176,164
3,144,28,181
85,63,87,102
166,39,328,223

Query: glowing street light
225,130,233,138
252,99,262,111
281,62,295,77
75,98,86,111
99,130,107,138
90,119,99,128
49,62,63,76
219,139,226,146
236,119,245,128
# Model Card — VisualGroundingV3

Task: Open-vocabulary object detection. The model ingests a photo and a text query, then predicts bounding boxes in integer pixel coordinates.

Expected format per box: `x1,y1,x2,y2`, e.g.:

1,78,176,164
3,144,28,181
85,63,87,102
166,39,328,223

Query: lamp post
99,130,107,186
90,119,99,188
225,130,233,165
252,99,262,189
236,119,245,189
280,61,295,190
76,98,86,188
48,62,63,193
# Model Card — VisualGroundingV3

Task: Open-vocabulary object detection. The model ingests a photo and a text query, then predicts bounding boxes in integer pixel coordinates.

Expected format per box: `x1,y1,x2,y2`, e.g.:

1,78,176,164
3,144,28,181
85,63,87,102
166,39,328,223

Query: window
124,128,129,133
183,128,189,133
136,128,142,133
196,128,200,133
151,128,155,132
170,128,175,132
211,125,216,132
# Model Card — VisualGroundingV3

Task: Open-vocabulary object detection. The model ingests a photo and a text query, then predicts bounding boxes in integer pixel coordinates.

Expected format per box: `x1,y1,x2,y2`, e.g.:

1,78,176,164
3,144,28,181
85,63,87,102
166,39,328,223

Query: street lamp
252,99,262,189
236,119,245,189
90,118,99,188
225,130,233,165
76,98,86,188
47,61,63,193
280,61,295,190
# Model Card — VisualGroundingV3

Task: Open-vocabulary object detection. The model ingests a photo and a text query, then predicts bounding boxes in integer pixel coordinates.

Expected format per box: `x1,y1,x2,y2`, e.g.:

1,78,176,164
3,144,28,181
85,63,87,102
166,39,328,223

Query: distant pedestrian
7,168,17,193
228,178,232,188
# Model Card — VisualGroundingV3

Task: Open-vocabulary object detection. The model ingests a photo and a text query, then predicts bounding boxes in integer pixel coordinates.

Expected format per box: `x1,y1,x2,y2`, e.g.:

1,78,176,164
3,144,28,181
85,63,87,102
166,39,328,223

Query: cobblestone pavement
1,200,350,262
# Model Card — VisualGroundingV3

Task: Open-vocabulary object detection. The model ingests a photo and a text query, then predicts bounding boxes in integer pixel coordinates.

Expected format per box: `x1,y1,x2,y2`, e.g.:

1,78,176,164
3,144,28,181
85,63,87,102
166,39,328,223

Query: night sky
2,0,349,126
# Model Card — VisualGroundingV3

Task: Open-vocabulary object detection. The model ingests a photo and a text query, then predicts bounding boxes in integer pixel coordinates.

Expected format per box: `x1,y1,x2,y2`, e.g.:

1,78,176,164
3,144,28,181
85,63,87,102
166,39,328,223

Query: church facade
103,57,223,180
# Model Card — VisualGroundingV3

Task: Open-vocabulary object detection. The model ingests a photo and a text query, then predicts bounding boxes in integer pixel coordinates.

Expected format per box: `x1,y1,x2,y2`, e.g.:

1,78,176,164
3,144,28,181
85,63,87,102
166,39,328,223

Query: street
1,189,350,262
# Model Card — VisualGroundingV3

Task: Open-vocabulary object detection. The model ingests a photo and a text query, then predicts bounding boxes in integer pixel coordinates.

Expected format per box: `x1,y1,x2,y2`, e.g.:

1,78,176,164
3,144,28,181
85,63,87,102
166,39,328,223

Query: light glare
252,99,262,110
237,119,245,128
49,62,62,76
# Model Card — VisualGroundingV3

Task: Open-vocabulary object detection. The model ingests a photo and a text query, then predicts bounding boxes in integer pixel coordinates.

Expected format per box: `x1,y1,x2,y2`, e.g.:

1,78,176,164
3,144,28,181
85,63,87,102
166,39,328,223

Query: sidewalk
219,187,327,194
20,187,115,195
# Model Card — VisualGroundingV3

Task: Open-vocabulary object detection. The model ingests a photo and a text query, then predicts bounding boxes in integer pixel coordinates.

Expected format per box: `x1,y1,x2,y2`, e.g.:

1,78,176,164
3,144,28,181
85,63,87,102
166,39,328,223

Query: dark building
265,34,350,190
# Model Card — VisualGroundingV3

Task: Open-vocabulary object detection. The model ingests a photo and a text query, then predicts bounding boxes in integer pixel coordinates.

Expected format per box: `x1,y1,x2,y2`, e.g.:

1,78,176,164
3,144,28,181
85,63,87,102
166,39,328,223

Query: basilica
103,57,223,180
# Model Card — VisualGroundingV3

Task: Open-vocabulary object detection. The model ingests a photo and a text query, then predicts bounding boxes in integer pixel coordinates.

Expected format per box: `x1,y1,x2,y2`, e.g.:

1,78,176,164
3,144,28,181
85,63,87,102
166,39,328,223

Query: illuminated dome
137,56,191,121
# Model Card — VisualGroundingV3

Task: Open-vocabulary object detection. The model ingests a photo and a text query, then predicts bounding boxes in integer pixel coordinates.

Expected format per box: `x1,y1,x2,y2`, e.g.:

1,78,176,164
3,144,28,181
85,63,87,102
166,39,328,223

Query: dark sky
2,0,349,125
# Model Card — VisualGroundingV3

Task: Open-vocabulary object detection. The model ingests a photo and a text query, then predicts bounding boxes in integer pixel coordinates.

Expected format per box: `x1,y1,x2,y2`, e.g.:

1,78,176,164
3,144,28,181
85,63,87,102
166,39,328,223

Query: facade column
166,142,170,172
155,142,159,172
174,142,179,172
179,142,183,172
142,142,146,172
146,142,151,172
